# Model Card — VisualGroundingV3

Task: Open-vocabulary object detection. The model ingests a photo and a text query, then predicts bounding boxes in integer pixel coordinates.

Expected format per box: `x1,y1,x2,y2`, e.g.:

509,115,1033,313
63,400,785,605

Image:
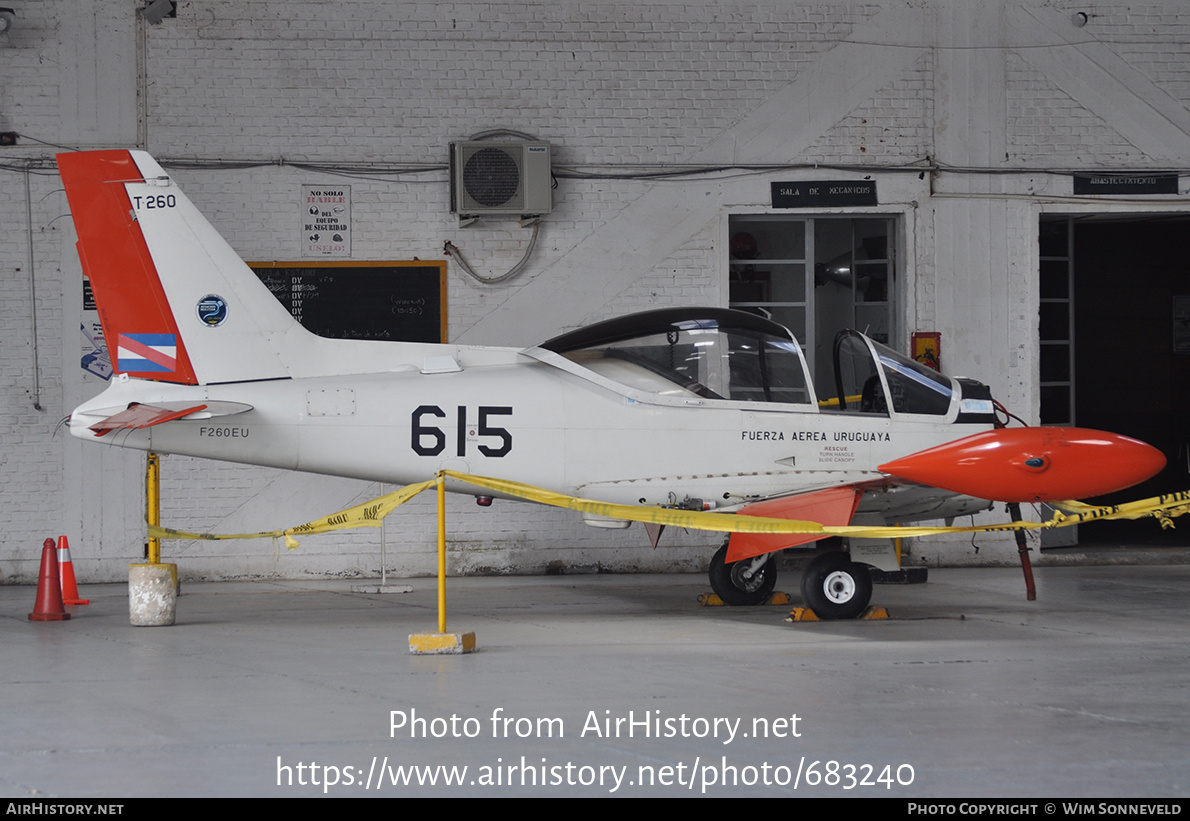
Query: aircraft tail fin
58,150,303,385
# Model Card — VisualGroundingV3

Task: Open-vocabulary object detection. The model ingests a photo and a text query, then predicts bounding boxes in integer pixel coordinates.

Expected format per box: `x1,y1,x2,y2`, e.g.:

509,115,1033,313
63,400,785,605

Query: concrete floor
2,563,1189,798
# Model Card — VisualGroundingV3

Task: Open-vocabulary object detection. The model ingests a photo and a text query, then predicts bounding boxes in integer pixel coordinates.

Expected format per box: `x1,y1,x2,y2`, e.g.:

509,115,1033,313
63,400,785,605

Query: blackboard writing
251,262,446,343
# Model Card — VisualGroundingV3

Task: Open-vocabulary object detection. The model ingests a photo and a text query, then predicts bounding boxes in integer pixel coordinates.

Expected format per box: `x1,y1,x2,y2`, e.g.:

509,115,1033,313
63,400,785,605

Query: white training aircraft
58,150,1166,619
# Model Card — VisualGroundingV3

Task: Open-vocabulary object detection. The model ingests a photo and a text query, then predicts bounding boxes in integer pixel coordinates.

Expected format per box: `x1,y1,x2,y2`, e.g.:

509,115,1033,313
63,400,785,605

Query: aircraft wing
723,425,1173,564
723,475,1004,564
724,485,865,563
83,401,253,437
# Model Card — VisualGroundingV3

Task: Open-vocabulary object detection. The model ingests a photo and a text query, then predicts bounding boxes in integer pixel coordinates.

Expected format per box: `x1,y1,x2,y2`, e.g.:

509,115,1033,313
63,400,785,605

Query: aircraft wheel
709,542,777,606
800,552,872,620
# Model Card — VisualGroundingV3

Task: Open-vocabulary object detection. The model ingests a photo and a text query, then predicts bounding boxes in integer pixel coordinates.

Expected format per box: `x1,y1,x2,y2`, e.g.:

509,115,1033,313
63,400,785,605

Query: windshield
831,330,955,416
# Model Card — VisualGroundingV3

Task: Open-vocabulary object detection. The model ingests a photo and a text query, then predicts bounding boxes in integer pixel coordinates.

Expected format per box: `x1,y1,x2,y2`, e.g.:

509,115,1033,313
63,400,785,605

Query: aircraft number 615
411,405,512,458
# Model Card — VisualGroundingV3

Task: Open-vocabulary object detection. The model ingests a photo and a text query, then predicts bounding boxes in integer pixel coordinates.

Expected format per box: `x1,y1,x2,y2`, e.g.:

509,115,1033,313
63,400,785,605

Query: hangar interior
2,0,1190,585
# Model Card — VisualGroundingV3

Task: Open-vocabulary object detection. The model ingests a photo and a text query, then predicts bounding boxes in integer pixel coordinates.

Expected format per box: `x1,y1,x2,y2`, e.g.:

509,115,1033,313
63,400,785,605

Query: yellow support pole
146,452,161,565
408,470,476,654
130,451,177,626
437,470,447,634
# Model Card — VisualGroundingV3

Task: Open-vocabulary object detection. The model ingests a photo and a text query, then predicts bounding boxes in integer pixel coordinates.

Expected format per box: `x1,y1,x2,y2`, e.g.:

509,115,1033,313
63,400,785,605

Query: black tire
709,542,777,606
800,551,873,620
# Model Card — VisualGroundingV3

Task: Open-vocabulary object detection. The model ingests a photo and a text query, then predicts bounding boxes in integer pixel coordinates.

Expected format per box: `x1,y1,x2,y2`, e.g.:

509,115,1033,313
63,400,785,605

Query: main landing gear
707,540,873,619
799,551,873,621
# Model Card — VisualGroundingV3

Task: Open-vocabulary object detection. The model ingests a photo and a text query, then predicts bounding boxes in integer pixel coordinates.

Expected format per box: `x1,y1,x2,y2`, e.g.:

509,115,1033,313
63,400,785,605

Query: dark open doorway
1059,215,1190,544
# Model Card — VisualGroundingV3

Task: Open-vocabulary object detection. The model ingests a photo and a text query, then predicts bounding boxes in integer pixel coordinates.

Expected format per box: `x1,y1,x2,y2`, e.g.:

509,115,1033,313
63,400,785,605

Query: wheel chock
786,605,890,622
409,632,477,655
699,591,791,606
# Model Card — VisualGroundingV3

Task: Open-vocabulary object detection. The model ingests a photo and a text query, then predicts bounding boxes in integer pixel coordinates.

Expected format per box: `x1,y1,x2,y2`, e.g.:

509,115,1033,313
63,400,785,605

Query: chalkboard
250,261,446,343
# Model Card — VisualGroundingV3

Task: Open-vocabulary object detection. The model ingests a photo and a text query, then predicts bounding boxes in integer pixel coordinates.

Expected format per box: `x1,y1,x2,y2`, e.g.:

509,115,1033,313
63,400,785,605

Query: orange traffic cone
57,535,89,606
29,538,71,621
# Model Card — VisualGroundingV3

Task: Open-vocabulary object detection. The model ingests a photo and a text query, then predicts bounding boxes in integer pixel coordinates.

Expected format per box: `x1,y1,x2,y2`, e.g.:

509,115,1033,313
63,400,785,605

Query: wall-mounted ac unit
450,141,552,216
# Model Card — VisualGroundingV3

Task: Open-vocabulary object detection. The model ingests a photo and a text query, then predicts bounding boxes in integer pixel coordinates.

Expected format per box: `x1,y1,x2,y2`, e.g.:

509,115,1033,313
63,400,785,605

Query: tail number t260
412,405,513,458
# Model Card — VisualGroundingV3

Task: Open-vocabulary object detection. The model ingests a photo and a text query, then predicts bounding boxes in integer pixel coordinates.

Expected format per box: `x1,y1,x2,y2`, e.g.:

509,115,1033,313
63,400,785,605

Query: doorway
1040,215,1190,545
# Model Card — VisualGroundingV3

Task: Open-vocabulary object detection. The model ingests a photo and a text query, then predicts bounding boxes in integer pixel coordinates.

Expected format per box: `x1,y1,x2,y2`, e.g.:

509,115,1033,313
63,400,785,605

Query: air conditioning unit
450,141,552,217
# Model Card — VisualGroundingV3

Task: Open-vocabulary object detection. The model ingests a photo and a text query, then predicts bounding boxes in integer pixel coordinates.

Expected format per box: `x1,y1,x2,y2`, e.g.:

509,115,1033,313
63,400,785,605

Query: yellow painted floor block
409,632,477,655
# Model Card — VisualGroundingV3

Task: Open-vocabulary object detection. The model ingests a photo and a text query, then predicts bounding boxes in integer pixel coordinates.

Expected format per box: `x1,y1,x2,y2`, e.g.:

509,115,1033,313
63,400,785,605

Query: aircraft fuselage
71,352,993,522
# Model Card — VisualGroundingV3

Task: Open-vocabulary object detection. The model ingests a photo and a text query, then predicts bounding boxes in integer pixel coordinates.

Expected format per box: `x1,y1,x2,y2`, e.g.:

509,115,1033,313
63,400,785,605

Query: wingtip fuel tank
878,427,1167,503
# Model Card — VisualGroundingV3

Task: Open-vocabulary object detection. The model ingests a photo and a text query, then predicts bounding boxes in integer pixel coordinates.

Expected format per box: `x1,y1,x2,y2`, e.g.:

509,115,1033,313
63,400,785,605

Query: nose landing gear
708,541,777,606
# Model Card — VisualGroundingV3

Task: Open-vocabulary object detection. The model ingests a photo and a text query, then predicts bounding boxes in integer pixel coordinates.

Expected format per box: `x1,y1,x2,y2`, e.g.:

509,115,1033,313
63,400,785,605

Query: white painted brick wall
3,0,1190,582
1008,55,1147,165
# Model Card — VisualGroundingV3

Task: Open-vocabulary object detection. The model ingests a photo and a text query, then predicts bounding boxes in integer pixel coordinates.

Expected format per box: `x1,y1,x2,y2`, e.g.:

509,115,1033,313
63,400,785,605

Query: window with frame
729,216,896,397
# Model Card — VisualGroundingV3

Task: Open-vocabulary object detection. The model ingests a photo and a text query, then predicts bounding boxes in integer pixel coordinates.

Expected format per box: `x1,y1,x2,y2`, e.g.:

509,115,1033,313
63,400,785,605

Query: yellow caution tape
148,471,1190,548
440,471,1190,539
149,479,437,548
1049,491,1190,530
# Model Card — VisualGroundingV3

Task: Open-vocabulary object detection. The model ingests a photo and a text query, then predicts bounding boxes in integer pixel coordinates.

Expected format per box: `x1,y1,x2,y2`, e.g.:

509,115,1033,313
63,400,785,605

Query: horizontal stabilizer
89,403,208,436
85,400,252,437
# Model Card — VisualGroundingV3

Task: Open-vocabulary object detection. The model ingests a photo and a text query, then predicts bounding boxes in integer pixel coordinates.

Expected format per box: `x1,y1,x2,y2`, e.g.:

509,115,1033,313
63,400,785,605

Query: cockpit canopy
541,308,813,405
538,308,985,420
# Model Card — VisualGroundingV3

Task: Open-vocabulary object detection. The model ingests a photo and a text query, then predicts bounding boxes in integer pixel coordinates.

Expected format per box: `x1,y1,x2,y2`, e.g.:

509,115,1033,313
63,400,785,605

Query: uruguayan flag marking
117,333,177,372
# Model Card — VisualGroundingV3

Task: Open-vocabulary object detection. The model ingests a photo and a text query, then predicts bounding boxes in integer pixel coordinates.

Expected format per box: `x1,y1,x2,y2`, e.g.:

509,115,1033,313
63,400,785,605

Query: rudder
58,150,302,385
59,151,199,384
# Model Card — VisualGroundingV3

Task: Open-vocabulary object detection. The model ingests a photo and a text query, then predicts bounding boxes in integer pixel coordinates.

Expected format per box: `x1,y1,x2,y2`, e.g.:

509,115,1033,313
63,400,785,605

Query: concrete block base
129,563,178,626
